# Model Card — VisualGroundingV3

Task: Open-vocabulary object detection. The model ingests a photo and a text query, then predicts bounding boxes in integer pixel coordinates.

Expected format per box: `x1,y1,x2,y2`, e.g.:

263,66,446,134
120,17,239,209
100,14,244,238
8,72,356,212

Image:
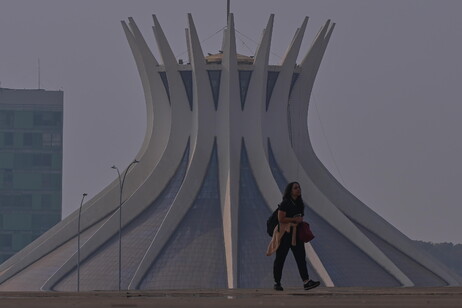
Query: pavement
0,287,462,307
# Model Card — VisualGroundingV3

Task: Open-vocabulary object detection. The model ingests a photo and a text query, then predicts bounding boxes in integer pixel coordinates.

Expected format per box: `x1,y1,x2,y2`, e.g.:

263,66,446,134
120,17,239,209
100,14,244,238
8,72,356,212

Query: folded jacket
266,222,297,256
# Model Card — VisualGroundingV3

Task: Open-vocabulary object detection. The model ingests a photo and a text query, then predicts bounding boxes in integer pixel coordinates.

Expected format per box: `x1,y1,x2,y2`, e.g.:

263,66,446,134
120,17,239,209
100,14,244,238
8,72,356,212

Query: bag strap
277,203,280,233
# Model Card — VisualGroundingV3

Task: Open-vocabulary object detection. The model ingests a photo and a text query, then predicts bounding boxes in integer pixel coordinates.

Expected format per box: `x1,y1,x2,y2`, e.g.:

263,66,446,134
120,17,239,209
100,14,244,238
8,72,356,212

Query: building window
33,111,62,127
23,132,42,147
2,169,13,189
52,133,61,147
41,174,60,189
0,111,14,128
17,194,33,207
32,154,52,167
43,133,61,147
0,234,12,249
32,214,60,231
0,194,32,209
14,153,32,168
4,132,14,146
41,194,52,209
43,133,52,147
0,195,12,208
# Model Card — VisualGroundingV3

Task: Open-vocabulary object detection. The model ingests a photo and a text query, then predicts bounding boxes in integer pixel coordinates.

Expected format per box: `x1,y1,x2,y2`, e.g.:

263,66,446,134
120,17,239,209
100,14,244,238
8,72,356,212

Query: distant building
0,88,63,263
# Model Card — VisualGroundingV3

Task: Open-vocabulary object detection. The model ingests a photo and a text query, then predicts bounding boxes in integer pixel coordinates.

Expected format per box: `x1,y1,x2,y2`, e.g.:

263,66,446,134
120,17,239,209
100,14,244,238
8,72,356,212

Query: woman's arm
278,210,302,224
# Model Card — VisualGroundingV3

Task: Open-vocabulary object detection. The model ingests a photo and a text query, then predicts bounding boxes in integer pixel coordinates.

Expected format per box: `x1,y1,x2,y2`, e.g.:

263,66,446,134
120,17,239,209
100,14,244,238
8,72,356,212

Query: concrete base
1,287,461,307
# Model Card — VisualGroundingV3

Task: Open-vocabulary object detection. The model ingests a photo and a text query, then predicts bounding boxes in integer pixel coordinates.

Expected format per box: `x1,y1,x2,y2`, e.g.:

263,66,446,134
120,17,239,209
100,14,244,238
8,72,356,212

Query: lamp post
111,159,139,291
77,192,87,292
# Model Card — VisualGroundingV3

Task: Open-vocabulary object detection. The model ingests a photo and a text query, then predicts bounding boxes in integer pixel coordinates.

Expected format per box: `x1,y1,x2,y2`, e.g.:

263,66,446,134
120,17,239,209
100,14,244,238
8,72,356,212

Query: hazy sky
1,0,461,244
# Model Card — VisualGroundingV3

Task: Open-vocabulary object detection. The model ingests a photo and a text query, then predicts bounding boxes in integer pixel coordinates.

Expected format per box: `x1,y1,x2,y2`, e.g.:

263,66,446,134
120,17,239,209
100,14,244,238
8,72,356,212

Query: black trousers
273,231,309,284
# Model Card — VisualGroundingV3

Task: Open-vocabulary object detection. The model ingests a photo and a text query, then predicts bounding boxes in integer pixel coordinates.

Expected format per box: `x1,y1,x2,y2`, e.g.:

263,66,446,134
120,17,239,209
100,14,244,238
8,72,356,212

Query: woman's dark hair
283,182,301,200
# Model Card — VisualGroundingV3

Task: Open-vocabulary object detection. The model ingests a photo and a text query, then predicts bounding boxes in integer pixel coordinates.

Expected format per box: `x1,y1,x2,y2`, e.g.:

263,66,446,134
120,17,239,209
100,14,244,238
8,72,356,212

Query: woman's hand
278,210,303,224
294,216,303,224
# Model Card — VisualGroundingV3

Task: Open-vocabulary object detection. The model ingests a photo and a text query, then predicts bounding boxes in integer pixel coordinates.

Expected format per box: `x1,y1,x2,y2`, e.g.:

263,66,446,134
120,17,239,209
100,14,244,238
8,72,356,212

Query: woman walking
271,181,320,291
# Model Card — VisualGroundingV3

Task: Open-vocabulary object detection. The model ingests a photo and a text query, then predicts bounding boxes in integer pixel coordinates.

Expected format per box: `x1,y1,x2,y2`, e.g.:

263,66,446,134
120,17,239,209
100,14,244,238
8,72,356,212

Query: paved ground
0,287,461,307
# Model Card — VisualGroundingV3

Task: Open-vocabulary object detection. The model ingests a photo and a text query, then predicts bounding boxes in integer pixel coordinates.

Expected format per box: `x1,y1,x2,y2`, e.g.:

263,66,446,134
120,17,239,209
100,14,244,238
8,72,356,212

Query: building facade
0,88,63,263
0,14,460,291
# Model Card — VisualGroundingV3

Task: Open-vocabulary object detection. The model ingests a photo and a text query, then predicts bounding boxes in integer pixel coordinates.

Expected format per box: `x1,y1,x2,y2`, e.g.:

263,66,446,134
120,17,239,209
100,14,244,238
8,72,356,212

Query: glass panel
32,154,52,167
239,70,252,110
39,173,61,190
13,173,41,190
180,71,193,110
12,233,34,250
4,132,14,146
41,194,52,209
14,153,32,168
33,111,62,127
23,132,42,147
31,214,60,231
3,213,32,231
2,169,13,189
51,134,61,147
159,72,171,102
0,234,12,249
0,195,12,208
289,73,300,98
42,133,52,147
207,70,221,110
17,194,33,207
0,152,14,169
0,111,14,128
266,71,279,110
140,143,227,289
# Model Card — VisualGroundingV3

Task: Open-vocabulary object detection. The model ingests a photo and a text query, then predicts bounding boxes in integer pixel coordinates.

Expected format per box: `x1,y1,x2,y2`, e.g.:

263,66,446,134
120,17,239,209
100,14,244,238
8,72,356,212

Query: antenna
227,0,230,22
38,58,41,89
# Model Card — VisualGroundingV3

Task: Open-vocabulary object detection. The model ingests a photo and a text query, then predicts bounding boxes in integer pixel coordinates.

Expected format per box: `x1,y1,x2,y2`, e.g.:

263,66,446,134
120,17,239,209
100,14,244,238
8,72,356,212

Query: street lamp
77,192,87,292
111,159,139,291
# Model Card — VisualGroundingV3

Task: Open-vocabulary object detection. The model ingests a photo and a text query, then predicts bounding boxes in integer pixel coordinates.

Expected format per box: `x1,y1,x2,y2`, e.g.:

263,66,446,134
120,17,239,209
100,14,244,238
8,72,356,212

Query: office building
0,88,63,263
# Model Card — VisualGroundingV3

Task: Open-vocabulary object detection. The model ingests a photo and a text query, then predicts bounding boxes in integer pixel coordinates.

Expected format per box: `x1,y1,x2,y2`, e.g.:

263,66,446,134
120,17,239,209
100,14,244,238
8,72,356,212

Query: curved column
262,17,333,286
127,14,217,289
264,16,307,156
289,20,332,160
305,243,334,287
126,17,159,158
39,17,194,290
151,15,191,127
242,14,281,210
216,14,241,288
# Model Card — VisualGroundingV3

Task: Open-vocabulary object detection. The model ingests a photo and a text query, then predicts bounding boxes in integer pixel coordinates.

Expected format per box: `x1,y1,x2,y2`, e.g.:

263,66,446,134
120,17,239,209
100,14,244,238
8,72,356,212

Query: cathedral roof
205,52,254,64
